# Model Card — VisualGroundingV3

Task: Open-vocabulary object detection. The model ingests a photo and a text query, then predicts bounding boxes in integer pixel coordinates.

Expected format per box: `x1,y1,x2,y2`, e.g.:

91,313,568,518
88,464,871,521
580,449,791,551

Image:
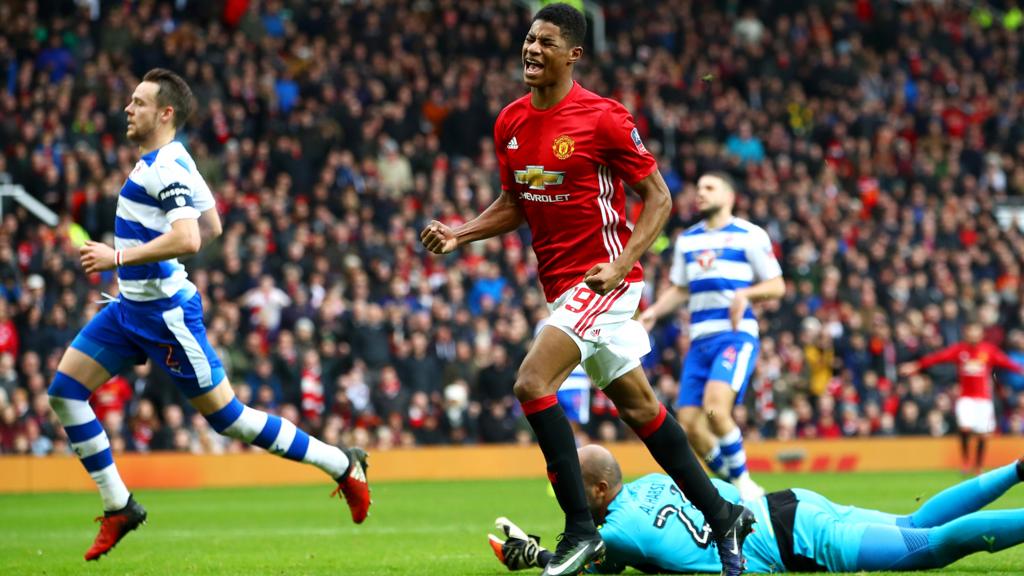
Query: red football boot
331,448,371,523
84,496,147,561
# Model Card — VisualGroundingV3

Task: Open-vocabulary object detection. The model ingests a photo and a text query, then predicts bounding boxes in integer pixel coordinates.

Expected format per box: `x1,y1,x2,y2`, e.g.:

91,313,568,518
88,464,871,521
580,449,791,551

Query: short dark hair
703,170,740,195
534,3,587,48
142,68,194,129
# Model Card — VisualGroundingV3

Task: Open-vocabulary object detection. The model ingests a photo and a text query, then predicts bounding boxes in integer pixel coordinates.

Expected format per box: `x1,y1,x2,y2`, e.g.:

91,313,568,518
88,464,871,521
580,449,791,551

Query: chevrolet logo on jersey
514,165,565,190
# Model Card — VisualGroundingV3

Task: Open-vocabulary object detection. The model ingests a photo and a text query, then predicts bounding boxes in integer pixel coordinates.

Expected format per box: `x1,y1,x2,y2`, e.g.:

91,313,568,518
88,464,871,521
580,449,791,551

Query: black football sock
632,405,738,534
1016,458,1024,481
523,395,596,536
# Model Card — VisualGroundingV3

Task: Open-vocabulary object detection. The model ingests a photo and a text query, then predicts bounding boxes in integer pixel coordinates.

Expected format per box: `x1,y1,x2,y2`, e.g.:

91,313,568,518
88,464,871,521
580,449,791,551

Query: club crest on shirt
552,134,575,160
630,127,648,153
696,249,717,270
963,357,985,375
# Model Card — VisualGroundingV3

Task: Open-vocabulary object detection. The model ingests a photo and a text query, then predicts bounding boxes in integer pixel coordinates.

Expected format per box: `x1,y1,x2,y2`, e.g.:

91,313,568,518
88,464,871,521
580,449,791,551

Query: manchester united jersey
916,342,1024,399
494,82,657,302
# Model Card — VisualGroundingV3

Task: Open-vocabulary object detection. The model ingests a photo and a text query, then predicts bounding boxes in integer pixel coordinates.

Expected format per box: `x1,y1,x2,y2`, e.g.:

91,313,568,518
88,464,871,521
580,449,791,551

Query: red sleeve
596,103,658,186
493,110,513,192
986,344,1024,373
917,343,963,369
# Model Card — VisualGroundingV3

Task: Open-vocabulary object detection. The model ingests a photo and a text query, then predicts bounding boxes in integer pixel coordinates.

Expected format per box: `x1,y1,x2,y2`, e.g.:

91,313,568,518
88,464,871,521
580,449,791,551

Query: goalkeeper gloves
488,516,547,571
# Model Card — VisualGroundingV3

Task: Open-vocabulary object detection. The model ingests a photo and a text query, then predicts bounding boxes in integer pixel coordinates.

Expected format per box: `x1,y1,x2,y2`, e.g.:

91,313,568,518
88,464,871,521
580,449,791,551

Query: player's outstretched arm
488,516,628,574
987,344,1024,374
913,344,962,371
584,171,671,294
80,217,201,273
898,361,920,377
488,517,549,571
420,189,524,254
900,343,962,377
638,284,688,331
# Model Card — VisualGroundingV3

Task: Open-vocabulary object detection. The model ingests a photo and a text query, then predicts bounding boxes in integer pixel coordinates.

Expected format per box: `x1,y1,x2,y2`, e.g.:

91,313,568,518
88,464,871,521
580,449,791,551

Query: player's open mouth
524,58,544,76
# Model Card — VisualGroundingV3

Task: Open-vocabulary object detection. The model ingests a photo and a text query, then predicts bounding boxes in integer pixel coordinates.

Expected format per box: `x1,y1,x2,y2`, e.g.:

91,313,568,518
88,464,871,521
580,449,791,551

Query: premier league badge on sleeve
630,127,648,154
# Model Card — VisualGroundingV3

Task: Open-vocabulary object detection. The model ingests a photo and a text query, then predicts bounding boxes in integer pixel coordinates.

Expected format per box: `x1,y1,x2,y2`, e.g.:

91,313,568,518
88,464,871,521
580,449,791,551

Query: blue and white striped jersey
115,141,214,302
669,218,781,341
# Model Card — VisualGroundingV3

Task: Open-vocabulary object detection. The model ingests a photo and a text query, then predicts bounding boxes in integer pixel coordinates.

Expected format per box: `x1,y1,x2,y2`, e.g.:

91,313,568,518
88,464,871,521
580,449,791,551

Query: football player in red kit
901,322,1024,475
420,4,753,575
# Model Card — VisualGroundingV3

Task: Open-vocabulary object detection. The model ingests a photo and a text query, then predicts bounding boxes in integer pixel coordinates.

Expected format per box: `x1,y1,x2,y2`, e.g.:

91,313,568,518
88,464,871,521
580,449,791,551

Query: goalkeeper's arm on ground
488,516,549,570
488,517,624,574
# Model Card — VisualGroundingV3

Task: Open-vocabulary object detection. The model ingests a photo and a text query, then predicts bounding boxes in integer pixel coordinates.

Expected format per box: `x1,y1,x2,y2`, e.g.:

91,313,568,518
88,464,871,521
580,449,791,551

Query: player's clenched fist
420,220,459,254
582,262,627,295
80,241,117,274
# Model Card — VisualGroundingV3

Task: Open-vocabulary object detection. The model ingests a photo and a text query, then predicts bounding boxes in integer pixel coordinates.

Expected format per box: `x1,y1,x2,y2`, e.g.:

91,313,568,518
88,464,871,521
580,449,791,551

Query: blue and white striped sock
719,427,748,481
704,444,731,480
48,373,130,511
205,398,349,479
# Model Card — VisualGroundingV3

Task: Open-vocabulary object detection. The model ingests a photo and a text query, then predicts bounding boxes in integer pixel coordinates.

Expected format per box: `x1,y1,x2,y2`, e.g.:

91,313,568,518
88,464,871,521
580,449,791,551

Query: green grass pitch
1,470,1022,575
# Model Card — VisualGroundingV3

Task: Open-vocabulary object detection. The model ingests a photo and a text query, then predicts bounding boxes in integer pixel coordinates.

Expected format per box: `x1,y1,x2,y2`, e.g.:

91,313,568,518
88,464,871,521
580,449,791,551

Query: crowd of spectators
3,0,1024,458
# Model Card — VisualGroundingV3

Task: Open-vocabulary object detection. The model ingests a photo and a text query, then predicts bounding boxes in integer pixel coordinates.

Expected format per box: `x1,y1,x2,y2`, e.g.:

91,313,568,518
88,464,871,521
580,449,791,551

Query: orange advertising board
1,437,1022,494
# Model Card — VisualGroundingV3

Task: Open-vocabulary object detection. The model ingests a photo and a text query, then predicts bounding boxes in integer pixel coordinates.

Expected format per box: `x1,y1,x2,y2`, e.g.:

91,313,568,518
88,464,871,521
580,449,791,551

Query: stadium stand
2,0,1024,457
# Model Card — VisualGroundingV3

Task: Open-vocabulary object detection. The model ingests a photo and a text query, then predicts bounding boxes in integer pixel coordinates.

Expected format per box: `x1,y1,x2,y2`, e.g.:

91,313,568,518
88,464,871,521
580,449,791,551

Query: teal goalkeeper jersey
593,474,784,574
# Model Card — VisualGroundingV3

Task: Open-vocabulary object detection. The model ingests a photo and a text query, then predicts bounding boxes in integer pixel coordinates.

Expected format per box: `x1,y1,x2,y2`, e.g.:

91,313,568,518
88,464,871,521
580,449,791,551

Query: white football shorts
955,396,996,434
544,281,650,389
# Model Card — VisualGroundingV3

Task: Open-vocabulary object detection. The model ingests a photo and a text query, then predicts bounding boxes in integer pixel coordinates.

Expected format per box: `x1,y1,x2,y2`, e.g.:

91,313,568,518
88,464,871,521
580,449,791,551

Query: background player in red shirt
900,322,1024,475
420,5,753,576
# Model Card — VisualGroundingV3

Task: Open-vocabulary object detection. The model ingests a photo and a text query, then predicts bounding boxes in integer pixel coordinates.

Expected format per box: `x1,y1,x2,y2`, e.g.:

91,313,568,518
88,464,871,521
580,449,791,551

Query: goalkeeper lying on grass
489,445,1024,573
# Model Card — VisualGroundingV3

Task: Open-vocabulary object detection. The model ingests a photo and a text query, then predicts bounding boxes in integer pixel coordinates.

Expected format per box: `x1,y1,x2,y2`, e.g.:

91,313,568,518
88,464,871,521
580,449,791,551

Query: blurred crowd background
3,0,1024,457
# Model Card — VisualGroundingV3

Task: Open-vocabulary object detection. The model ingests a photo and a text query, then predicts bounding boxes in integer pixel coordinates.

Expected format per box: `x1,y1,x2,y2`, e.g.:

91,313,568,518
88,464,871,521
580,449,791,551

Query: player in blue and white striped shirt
48,69,370,561
640,172,784,501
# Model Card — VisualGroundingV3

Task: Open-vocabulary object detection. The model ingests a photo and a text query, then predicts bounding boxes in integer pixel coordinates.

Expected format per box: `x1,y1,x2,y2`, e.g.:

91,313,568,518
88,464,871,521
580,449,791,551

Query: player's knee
512,372,549,401
705,407,734,435
511,377,537,401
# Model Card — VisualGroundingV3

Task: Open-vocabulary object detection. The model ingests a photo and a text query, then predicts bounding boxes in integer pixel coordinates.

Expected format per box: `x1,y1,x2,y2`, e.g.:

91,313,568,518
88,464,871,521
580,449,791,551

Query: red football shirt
494,82,657,302
917,342,1024,399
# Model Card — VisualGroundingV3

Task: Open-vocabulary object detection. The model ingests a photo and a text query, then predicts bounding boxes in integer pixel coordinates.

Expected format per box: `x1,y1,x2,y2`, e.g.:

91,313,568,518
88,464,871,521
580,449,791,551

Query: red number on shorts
159,344,180,368
564,287,597,313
